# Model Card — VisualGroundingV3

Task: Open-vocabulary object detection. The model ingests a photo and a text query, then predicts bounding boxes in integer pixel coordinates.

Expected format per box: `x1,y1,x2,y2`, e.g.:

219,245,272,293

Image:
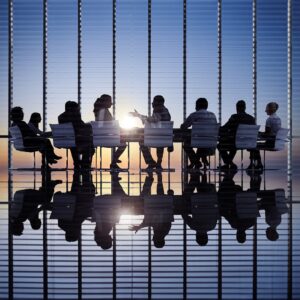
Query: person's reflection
218,171,257,243
182,172,218,246
258,189,288,241
10,173,62,236
54,170,95,242
93,172,126,250
129,171,174,248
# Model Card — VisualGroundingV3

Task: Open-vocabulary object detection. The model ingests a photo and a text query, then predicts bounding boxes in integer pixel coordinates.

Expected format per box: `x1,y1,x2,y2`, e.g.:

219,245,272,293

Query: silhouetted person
218,100,256,171
129,172,174,248
93,94,126,169
93,172,126,249
58,101,94,169
258,189,287,242
28,112,51,137
56,170,95,242
181,98,217,169
10,175,61,236
130,95,171,170
252,102,282,170
182,173,218,246
218,171,257,243
10,107,61,167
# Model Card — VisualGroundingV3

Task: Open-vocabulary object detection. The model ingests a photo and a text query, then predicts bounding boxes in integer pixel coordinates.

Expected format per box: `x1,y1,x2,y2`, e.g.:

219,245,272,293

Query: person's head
95,234,112,250
65,101,80,112
10,107,24,122
266,227,279,241
29,217,42,230
153,235,165,248
236,100,246,113
196,232,208,246
196,98,208,111
100,94,112,109
236,230,246,243
152,95,165,108
265,102,279,115
11,220,24,236
65,230,80,242
29,112,42,124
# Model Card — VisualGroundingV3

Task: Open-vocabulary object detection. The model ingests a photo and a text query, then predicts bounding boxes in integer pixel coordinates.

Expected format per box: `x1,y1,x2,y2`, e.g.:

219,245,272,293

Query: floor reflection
1,168,298,299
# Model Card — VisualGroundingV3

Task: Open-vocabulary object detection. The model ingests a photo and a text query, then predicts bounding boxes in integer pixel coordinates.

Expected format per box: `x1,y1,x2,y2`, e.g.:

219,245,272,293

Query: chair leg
66,149,69,170
263,150,266,170
33,152,36,169
168,151,170,170
127,142,130,170
241,150,244,169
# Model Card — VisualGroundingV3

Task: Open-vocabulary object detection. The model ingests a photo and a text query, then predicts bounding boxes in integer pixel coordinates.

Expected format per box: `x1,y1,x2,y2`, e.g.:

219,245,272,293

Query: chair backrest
236,192,259,219
235,124,260,149
90,121,120,147
274,189,288,214
273,128,289,151
191,193,219,216
92,195,121,222
50,193,77,220
144,121,174,147
144,195,174,223
50,123,76,148
191,123,220,148
9,126,25,150
10,190,25,218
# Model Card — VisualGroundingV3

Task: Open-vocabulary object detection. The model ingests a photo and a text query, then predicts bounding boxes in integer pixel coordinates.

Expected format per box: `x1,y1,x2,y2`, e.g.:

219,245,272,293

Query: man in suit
130,95,171,170
218,100,258,170
181,98,217,169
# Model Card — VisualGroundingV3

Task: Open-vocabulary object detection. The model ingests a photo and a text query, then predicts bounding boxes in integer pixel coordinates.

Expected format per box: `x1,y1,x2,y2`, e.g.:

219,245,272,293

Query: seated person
218,100,256,171
180,97,217,169
58,101,94,169
250,102,282,170
130,95,171,170
10,107,61,166
28,112,52,137
93,94,126,169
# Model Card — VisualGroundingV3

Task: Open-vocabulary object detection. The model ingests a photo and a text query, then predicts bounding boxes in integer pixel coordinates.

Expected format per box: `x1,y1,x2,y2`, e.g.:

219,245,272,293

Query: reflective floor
0,167,299,300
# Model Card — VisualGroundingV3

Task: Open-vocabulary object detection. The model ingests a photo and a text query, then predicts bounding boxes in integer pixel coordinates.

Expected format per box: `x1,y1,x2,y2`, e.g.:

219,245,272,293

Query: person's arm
129,110,147,123
128,221,147,233
180,114,193,130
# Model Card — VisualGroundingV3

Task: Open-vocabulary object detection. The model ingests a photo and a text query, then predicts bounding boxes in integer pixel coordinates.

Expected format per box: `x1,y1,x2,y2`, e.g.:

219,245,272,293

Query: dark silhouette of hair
29,112,42,124
196,98,208,111
93,94,112,115
266,227,279,241
65,101,79,111
236,230,246,243
153,236,165,248
196,232,208,246
153,95,165,105
11,220,24,236
65,230,80,242
95,234,112,250
10,107,24,122
267,102,279,112
236,100,246,113
30,217,42,230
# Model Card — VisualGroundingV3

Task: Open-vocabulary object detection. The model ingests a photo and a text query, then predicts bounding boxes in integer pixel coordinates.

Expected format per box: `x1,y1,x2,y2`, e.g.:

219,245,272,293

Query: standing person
180,98,217,169
130,95,171,170
93,94,126,169
28,112,51,137
10,107,61,166
58,101,94,169
218,100,256,171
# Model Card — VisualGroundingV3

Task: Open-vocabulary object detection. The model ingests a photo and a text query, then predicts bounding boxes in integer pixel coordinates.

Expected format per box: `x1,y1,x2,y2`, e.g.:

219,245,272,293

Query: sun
119,114,140,129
